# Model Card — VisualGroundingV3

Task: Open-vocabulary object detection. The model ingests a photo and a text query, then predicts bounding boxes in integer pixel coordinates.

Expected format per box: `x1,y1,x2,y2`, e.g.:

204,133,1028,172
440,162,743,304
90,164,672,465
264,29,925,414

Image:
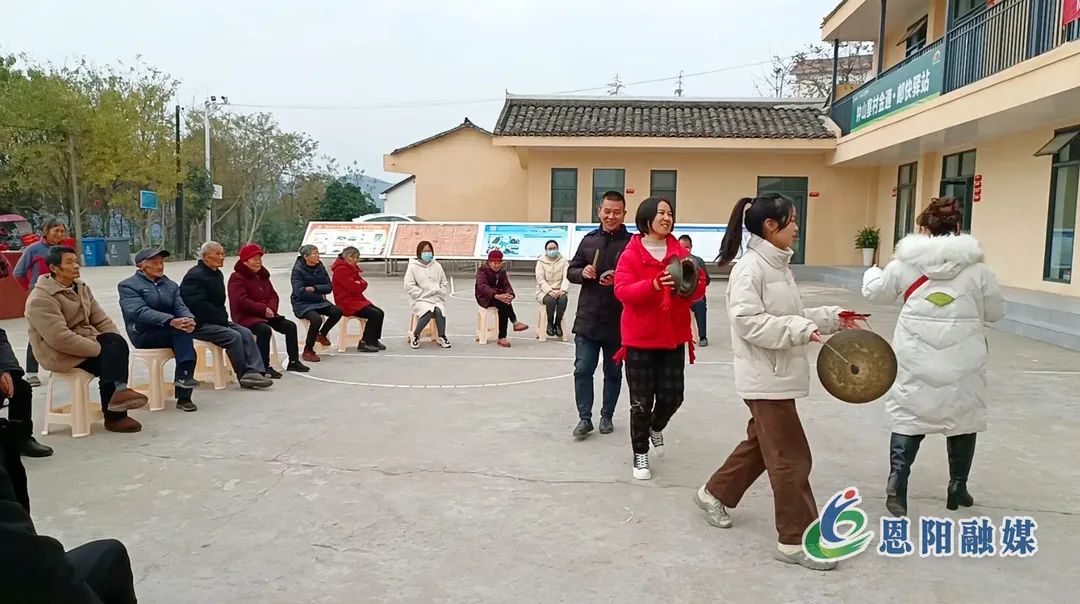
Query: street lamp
203,95,229,242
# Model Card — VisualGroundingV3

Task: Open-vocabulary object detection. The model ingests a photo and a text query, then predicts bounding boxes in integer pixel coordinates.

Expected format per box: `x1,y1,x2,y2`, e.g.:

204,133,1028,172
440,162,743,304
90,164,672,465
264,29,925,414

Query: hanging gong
816,329,897,404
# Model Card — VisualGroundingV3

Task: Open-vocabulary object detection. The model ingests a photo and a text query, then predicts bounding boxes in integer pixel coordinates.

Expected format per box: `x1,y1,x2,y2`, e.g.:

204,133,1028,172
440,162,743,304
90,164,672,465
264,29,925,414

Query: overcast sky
2,0,837,183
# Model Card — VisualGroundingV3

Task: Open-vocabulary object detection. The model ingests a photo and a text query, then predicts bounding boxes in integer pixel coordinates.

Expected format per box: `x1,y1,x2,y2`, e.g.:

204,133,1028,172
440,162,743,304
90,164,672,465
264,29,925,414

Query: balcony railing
830,0,1080,135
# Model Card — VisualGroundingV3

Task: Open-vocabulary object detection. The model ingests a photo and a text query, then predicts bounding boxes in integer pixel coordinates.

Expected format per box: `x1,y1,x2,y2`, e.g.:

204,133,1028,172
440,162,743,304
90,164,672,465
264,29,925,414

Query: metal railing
830,0,1080,135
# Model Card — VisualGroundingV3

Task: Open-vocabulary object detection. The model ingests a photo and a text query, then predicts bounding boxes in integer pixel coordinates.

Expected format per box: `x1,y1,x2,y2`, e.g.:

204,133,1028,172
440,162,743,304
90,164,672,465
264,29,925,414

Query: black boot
946,433,976,510
885,433,923,516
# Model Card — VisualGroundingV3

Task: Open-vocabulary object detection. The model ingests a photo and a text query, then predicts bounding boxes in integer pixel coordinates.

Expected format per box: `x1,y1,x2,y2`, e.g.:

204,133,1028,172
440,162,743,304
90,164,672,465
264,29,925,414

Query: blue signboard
478,223,571,260
139,190,158,210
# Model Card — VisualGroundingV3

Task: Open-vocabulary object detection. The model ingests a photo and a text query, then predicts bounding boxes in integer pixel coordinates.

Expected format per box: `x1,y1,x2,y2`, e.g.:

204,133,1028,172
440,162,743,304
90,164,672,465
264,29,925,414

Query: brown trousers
705,399,818,545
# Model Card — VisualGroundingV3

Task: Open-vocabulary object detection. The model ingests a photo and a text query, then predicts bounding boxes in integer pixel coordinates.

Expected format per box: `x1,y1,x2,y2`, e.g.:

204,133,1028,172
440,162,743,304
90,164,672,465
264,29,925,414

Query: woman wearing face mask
13,217,69,387
535,239,570,338
862,197,1004,518
694,193,854,571
613,197,706,481
404,241,451,349
475,249,528,347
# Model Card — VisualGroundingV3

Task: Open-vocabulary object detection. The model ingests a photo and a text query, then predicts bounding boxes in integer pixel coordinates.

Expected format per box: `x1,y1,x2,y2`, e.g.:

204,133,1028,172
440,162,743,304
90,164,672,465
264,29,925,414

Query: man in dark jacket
678,235,712,347
118,248,201,411
0,328,52,457
566,191,632,439
1,430,138,603
180,242,272,390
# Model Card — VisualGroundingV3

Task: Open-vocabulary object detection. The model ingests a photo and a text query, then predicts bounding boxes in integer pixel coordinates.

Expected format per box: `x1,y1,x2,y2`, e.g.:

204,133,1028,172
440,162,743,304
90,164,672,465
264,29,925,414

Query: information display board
476,223,571,260
301,222,392,257
390,222,480,259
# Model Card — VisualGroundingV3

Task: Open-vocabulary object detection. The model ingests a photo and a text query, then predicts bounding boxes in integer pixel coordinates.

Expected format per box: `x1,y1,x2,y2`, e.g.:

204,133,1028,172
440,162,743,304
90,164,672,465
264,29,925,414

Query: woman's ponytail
716,197,753,267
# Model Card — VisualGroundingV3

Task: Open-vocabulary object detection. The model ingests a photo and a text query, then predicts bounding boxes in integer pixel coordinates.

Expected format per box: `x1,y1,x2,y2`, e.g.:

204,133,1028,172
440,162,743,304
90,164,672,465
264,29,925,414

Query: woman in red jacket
331,246,385,352
614,197,706,481
228,243,308,376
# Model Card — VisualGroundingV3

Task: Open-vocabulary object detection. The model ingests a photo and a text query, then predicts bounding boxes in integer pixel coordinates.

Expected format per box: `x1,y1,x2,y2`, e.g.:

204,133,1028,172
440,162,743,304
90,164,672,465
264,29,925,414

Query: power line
224,56,779,112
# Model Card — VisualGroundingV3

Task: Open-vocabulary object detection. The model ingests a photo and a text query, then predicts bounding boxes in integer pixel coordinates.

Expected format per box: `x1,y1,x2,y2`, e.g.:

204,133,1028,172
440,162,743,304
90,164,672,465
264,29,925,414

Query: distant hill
341,173,393,211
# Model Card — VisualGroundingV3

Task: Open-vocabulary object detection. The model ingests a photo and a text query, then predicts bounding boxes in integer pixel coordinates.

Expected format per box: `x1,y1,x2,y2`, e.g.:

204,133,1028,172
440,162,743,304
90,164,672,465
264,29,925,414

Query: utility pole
675,71,685,97
66,135,84,264
175,104,185,258
607,72,624,95
202,95,229,243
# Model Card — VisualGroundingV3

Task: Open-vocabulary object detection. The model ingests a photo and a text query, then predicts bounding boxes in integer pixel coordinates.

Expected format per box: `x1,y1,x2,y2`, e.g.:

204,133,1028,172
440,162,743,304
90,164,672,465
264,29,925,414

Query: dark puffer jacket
566,224,632,341
290,256,333,317
179,260,229,327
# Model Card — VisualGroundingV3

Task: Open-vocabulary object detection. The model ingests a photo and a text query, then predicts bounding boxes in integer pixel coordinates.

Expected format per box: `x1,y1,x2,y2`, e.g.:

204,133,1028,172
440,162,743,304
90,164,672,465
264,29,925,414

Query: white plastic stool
475,306,499,344
42,369,102,438
194,340,233,390
337,315,368,352
297,319,333,352
536,303,569,342
129,348,175,411
406,312,440,343
269,334,282,368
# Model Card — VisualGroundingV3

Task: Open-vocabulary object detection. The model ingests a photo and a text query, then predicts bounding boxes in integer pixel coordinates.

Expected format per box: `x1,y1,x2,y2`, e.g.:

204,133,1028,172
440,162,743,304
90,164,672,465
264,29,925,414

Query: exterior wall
522,149,876,265
869,126,1080,297
383,129,528,221
383,179,416,216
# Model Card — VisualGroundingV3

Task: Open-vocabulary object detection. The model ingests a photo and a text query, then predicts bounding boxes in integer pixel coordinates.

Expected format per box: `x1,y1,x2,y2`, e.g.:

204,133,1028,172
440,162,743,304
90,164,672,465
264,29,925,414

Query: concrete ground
2,252,1076,603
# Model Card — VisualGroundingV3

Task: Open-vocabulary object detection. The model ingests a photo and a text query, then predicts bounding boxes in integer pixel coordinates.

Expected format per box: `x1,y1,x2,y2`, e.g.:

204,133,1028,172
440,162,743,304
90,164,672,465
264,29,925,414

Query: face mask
421,252,434,263
546,249,560,259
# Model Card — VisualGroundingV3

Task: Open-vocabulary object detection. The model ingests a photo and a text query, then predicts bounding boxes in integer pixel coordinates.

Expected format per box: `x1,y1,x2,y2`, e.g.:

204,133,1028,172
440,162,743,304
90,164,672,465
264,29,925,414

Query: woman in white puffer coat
535,239,570,338
404,240,451,349
862,197,1005,517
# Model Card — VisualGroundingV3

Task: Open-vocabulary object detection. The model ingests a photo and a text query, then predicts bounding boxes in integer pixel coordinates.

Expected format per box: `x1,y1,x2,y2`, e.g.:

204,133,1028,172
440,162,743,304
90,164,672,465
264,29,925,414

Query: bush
855,226,880,249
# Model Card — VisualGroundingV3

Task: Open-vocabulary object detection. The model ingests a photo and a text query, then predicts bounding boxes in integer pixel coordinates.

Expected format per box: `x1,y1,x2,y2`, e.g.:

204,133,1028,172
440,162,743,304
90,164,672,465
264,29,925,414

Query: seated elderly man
180,242,272,390
25,246,148,433
118,248,201,412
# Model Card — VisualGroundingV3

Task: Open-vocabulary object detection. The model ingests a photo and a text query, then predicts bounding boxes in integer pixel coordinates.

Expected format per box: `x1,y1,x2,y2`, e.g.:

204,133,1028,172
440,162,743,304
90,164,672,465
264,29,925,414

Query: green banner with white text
851,46,945,132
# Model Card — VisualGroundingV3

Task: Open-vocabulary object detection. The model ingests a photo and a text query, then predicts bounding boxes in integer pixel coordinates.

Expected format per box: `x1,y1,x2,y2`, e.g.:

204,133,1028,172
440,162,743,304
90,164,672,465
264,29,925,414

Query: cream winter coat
862,233,1005,436
404,258,449,316
534,253,569,303
727,235,842,400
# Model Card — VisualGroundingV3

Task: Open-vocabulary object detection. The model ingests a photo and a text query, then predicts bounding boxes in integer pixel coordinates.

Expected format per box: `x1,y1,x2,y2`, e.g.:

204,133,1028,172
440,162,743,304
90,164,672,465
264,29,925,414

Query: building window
550,168,577,222
951,0,987,24
592,169,625,221
940,149,977,232
1043,129,1080,283
757,176,809,264
895,163,918,244
904,17,928,58
650,170,677,207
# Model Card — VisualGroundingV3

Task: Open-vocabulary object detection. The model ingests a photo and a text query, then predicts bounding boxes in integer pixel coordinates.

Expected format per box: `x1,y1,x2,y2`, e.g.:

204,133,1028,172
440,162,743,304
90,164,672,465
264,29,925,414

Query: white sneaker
633,453,651,480
409,334,420,349
649,429,665,457
26,374,41,387
437,336,451,349
694,485,732,528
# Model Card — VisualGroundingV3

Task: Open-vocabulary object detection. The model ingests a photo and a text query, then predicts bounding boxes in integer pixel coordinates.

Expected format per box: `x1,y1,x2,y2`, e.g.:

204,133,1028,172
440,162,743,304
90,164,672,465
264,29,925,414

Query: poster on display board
477,223,570,260
301,222,392,257
389,222,480,259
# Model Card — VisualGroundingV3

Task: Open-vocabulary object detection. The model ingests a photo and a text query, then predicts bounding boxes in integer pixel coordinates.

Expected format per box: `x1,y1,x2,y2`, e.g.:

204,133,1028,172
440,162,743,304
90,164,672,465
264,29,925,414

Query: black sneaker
174,376,201,389
599,416,614,434
546,325,556,337
373,341,387,351
357,343,379,353
286,361,310,373
20,437,53,458
264,367,283,379
176,399,198,412
698,337,709,347
554,325,563,338
573,419,594,440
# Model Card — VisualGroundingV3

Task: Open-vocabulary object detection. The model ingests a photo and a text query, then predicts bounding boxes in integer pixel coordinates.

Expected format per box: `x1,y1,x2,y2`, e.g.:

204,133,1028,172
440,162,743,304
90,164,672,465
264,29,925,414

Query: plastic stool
298,319,333,352
337,315,368,352
406,312,440,343
475,306,499,344
129,348,175,411
536,304,569,342
194,340,232,390
42,369,102,438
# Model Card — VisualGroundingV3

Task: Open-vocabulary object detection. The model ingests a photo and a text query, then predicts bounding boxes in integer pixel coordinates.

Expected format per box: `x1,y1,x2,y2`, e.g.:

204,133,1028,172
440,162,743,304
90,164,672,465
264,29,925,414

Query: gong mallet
821,339,860,375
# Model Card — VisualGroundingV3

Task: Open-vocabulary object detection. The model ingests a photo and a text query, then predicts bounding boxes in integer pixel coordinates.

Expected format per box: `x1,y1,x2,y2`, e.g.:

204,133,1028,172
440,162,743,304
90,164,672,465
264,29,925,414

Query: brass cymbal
816,329,897,404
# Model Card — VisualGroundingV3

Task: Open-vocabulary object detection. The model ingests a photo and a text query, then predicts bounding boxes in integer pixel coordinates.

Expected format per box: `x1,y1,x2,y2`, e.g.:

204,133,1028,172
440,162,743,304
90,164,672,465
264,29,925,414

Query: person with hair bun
694,193,855,571
862,196,1005,518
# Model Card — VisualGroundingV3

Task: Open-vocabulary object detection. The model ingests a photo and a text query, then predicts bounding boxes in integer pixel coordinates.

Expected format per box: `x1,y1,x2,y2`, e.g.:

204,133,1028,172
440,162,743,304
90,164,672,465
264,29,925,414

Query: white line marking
292,371,574,389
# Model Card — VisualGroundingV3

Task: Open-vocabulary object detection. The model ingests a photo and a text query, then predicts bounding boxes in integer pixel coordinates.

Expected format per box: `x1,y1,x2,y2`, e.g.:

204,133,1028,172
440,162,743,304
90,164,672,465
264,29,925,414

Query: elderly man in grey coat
179,242,272,390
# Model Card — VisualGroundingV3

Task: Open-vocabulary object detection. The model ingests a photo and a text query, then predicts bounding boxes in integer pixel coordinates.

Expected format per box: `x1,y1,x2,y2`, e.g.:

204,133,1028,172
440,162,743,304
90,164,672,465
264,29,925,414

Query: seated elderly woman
290,244,343,362
331,246,386,352
228,243,309,376
475,249,528,347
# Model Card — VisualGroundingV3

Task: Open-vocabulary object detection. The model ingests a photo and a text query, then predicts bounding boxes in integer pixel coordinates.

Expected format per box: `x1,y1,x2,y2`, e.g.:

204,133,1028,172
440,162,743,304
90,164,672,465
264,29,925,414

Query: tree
314,181,377,221
755,42,874,99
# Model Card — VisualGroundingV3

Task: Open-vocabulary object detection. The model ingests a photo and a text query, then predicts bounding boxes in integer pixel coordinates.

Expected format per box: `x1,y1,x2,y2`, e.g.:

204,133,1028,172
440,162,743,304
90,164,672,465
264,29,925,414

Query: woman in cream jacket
404,240,451,349
535,239,570,338
693,193,854,572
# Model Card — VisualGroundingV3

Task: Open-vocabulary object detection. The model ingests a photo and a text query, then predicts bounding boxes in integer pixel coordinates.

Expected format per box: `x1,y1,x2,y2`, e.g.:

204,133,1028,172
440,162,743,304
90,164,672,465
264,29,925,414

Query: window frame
592,168,625,223
650,170,678,208
1043,128,1080,284
550,168,578,223
895,162,918,244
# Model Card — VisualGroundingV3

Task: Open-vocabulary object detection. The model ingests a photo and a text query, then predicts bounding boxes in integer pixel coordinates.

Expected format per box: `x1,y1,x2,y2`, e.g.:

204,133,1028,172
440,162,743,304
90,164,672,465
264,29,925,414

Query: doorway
757,176,808,264
940,150,976,232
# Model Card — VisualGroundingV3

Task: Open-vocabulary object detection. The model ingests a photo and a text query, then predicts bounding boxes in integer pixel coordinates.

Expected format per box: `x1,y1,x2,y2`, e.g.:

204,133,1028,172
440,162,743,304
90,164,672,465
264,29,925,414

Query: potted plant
855,227,880,267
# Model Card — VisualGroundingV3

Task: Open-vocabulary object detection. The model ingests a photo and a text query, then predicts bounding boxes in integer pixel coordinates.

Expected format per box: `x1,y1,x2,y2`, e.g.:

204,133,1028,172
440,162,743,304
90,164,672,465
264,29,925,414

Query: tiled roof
493,96,833,140
390,118,491,155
